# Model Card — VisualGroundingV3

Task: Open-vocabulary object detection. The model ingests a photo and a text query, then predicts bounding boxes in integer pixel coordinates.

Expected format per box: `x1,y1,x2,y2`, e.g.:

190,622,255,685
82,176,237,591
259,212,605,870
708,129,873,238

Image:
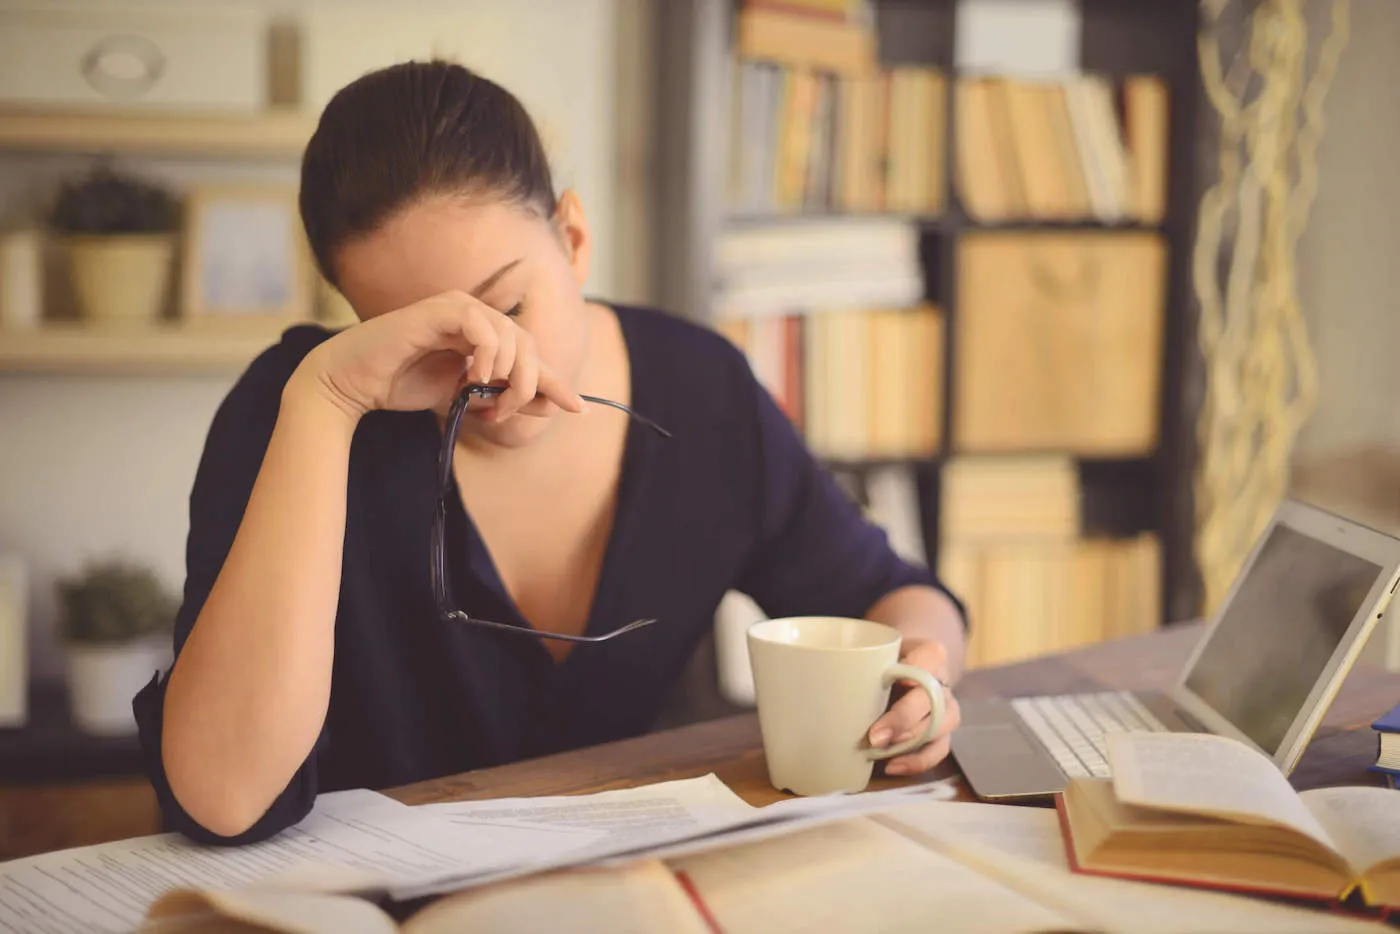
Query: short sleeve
734,371,967,627
132,327,331,845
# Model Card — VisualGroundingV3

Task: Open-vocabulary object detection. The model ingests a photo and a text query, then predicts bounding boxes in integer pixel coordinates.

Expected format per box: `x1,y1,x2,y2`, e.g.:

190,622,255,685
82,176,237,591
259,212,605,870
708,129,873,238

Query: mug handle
866,663,947,761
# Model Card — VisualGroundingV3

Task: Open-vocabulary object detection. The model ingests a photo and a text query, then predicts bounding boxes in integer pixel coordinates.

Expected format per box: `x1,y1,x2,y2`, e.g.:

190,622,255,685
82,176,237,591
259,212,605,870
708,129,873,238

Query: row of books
715,305,943,461
712,222,1166,458
727,60,946,216
942,532,1161,669
711,216,924,318
734,1,876,75
956,74,1169,224
937,455,1160,668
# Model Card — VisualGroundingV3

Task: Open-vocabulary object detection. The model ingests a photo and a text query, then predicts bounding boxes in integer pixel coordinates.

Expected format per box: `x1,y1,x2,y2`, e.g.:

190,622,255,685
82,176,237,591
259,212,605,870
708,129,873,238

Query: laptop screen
1183,523,1384,754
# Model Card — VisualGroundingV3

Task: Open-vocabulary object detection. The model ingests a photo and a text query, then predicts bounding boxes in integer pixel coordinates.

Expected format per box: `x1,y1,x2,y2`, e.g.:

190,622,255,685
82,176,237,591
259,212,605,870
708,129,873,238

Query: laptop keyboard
1010,691,1171,778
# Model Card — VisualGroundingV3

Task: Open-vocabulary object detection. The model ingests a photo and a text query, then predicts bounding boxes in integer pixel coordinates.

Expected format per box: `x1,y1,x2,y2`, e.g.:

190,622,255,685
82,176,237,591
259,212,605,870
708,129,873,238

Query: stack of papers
0,775,958,933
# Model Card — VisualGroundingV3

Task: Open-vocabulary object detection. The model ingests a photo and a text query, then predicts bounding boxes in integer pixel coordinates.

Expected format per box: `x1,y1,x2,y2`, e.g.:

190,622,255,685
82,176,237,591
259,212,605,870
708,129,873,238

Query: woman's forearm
161,367,360,837
867,585,968,682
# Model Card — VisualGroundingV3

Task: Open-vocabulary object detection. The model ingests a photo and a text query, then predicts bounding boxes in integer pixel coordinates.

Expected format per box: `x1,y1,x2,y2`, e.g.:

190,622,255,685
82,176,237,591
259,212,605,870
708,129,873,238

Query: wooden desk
389,624,1400,807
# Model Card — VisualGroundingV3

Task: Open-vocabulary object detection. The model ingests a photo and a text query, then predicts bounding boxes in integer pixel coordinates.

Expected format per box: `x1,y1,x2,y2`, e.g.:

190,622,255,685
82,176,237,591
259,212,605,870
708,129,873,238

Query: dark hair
299,60,557,287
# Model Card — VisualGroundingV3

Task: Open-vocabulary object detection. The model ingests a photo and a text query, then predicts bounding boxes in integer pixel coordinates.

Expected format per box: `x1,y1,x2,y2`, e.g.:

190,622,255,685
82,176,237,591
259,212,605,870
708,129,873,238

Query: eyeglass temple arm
459,385,672,439
441,610,657,643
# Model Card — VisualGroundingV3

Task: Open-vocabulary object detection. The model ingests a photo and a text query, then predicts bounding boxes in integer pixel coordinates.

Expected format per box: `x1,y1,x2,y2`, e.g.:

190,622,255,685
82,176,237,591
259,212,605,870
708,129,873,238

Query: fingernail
870,728,893,747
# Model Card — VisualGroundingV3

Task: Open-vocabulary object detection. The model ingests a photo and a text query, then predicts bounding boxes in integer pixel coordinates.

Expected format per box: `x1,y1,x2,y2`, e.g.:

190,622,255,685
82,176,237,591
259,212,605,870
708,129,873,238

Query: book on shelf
940,454,1081,541
712,216,925,318
937,455,1160,668
955,73,1168,225
1058,730,1400,911
940,531,1161,669
740,0,867,20
716,304,942,461
953,231,1167,456
734,1,876,75
727,59,945,216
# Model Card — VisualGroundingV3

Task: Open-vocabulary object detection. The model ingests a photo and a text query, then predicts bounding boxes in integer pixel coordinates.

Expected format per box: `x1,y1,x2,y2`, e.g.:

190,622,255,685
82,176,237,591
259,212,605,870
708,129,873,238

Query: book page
139,889,398,934
1106,732,1337,849
913,830,1390,934
874,800,1068,867
404,861,711,934
878,802,1389,934
1301,786,1400,877
669,817,1081,934
0,789,532,934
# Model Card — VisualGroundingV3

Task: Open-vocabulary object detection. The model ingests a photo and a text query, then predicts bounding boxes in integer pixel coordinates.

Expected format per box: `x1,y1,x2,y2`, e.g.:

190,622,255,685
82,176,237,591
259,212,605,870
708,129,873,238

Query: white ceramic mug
747,617,946,796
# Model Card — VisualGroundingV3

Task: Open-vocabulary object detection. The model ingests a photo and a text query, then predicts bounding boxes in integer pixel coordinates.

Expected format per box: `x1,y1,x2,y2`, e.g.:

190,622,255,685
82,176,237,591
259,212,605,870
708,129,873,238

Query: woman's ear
553,189,591,287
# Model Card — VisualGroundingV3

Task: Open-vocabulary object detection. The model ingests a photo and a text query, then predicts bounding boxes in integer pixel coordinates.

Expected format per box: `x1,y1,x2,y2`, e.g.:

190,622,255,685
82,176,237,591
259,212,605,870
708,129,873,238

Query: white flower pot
63,234,174,327
66,640,165,735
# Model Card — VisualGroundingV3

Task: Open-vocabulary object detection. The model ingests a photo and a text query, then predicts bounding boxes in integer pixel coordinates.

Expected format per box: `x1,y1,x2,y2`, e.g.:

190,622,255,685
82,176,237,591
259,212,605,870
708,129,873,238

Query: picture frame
180,185,312,328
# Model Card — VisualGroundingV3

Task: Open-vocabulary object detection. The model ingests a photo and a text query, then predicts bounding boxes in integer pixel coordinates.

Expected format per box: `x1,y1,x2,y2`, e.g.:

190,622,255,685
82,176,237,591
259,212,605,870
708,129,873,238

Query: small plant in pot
47,164,180,328
57,559,176,735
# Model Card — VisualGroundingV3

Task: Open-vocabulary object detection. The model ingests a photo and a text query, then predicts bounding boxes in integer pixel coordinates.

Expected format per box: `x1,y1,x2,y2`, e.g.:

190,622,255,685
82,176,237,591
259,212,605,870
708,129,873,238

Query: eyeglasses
431,383,673,643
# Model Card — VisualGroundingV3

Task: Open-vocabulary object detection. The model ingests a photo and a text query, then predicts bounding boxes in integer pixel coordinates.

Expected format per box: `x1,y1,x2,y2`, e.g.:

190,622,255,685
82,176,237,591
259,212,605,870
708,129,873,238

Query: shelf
0,323,299,375
722,212,1164,234
0,107,316,159
0,684,143,785
957,218,1165,233
822,456,940,472
725,210,943,228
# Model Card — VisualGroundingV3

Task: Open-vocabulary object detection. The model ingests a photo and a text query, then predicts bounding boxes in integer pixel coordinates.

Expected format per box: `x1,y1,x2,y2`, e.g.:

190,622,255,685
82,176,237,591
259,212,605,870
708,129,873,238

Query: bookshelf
655,0,1204,665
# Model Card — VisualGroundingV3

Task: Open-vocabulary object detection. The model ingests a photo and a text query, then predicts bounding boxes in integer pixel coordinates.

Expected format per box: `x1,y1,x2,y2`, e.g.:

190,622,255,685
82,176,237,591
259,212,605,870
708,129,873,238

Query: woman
134,60,968,844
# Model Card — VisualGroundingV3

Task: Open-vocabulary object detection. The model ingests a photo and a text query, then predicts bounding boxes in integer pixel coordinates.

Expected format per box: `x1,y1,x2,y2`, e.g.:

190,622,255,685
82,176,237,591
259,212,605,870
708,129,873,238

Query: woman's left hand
867,637,963,776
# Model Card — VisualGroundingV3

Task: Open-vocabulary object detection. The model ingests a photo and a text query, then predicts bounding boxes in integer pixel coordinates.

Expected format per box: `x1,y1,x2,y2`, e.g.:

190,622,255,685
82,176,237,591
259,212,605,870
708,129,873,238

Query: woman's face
334,191,593,449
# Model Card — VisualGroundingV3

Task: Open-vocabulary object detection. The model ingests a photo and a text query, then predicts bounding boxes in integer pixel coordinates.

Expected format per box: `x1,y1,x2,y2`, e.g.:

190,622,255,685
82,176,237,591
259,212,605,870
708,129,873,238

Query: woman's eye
504,303,523,318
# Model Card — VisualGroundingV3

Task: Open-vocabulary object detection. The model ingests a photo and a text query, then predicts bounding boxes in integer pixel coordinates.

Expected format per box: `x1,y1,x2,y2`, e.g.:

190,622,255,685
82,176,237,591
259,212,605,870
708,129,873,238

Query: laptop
951,498,1400,802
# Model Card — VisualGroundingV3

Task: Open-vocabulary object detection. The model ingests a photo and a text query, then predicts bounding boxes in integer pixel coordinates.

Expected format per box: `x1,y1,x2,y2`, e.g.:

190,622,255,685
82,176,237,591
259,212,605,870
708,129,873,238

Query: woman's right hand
291,290,585,422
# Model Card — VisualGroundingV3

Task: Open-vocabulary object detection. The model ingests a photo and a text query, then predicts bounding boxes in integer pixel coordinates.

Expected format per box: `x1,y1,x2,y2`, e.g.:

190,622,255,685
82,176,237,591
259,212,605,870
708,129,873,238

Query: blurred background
0,0,1394,859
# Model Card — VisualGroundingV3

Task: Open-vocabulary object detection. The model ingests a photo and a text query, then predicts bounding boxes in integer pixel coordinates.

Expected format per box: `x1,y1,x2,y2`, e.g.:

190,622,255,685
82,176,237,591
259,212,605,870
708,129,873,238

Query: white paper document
421,774,753,857
614,777,961,867
392,775,958,899
0,789,531,934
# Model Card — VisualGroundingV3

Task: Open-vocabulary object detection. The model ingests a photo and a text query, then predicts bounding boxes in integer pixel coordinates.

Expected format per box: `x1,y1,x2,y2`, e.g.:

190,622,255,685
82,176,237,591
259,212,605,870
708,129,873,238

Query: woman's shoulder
242,323,337,385
201,323,338,442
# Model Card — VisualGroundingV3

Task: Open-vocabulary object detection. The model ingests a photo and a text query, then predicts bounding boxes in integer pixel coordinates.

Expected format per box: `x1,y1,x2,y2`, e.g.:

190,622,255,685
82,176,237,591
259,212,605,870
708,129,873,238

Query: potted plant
57,559,176,735
47,164,180,328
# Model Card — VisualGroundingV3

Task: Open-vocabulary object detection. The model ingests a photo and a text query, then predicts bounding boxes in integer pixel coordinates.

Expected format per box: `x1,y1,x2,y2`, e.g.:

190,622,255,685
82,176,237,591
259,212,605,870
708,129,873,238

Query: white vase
67,640,166,735
0,229,44,331
63,233,174,327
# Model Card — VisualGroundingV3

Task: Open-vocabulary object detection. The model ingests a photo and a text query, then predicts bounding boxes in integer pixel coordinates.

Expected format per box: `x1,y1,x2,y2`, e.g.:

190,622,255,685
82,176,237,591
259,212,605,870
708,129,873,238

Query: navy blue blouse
133,303,961,844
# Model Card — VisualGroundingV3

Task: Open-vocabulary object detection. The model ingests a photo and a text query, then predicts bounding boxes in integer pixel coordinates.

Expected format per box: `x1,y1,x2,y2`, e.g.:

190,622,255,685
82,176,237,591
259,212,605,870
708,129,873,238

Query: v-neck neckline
445,305,652,667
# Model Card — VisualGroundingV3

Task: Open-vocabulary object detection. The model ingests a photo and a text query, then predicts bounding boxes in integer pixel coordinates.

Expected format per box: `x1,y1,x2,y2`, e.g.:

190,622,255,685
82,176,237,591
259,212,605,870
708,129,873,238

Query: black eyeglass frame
430,384,672,643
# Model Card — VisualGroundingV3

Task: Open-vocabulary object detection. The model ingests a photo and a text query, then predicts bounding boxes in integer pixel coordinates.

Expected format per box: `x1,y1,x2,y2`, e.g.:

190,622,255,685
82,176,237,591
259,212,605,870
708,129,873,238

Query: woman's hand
293,290,585,422
868,637,963,776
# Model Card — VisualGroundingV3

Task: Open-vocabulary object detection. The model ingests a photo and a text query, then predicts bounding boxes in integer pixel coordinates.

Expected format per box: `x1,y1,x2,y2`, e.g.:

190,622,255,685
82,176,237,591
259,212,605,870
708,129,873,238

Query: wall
0,0,645,682
1294,0,1400,462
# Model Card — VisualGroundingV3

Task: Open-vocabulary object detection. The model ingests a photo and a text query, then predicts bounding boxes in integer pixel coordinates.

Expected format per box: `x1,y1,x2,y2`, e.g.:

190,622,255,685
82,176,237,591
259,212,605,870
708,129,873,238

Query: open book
137,860,714,934
140,798,1389,933
1058,730,1400,909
